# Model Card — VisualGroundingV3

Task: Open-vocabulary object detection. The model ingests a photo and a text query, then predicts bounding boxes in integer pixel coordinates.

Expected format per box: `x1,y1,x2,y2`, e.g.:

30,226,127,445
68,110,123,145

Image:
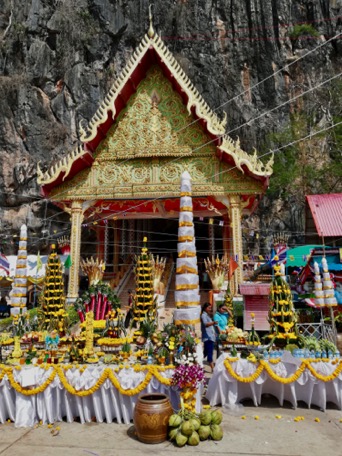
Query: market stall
206,353,342,411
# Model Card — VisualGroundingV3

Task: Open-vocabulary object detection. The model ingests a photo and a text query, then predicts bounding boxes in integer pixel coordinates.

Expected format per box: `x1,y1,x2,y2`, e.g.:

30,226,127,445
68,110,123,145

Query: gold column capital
229,195,241,208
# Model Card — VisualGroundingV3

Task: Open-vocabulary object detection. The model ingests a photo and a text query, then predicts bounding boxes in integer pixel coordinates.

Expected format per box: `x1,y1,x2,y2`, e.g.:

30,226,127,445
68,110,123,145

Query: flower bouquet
172,364,205,390
172,364,205,412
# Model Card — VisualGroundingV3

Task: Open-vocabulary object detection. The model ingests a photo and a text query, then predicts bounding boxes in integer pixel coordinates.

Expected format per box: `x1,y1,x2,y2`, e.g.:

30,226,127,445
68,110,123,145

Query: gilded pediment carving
95,67,215,162
100,93,191,159
49,156,262,201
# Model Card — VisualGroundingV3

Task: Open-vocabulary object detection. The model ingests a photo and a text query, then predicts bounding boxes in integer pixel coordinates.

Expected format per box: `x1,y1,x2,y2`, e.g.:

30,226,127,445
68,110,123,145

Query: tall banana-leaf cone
9,224,28,316
132,237,157,340
173,171,201,328
266,259,301,348
40,244,68,334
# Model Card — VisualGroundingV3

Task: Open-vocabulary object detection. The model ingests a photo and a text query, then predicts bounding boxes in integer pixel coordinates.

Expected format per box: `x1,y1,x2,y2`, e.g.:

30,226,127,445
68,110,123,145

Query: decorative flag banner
269,245,287,266
228,257,239,280
208,218,214,225
64,255,72,269
0,253,10,275
199,217,204,221
219,220,224,226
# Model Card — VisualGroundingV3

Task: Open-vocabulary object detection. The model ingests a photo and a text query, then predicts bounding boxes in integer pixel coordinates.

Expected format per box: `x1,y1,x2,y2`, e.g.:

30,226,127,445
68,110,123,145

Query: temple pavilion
37,19,273,302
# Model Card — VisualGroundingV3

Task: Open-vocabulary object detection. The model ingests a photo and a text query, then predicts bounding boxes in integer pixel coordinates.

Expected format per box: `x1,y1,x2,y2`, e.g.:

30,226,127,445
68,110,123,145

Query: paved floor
0,396,341,456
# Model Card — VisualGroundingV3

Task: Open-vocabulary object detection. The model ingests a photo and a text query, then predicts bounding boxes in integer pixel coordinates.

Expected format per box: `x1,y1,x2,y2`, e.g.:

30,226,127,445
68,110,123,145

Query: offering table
206,353,342,411
0,364,183,427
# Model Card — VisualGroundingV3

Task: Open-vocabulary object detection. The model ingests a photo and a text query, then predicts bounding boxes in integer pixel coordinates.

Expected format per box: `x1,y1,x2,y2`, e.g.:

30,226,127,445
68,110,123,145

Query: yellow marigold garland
224,359,264,383
5,368,57,396
223,359,342,384
0,364,172,397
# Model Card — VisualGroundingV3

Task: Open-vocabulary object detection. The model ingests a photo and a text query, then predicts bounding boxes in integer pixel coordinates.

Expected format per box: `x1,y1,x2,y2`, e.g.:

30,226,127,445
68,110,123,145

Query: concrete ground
0,394,341,456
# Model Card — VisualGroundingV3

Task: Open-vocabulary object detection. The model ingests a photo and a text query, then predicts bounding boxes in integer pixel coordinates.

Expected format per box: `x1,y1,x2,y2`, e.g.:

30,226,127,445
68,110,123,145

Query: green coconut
169,414,182,427
188,431,200,446
175,432,188,447
198,425,211,441
181,420,194,436
210,424,223,441
189,418,201,431
169,428,179,441
211,410,223,425
199,411,212,425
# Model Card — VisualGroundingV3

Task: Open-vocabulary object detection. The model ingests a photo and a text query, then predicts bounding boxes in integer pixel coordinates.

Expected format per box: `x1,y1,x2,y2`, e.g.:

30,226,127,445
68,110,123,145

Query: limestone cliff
0,0,341,254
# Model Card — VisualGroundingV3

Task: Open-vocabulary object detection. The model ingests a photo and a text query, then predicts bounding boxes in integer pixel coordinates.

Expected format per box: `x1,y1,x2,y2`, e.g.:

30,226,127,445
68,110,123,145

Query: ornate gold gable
100,92,192,159
95,66,212,161
49,67,263,201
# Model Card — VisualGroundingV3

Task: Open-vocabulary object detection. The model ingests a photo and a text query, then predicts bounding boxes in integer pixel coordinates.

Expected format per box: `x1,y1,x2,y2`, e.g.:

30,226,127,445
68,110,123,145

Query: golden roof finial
148,3,154,37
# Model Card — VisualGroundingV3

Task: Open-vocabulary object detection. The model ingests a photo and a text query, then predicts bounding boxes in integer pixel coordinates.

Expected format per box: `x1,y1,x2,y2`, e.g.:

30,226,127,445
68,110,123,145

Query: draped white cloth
0,366,184,428
206,354,342,411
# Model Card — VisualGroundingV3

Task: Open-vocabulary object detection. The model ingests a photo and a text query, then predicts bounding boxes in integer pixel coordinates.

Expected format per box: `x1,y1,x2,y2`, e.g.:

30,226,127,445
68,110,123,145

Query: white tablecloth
0,365,183,428
206,354,342,411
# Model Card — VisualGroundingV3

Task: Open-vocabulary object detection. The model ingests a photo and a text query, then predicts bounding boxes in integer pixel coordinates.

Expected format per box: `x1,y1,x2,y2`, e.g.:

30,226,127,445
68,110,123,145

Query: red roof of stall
306,194,342,237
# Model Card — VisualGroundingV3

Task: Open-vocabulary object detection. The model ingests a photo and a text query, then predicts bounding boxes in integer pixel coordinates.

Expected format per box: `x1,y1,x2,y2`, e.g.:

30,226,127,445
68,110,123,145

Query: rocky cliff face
0,0,341,254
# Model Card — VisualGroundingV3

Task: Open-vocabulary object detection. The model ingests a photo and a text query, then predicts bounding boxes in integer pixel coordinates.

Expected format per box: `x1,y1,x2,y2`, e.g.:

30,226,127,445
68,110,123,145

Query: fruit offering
168,407,223,447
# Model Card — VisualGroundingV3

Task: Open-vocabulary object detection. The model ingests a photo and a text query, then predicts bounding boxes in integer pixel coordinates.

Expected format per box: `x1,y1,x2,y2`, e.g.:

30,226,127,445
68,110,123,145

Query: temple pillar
230,195,244,293
68,200,84,301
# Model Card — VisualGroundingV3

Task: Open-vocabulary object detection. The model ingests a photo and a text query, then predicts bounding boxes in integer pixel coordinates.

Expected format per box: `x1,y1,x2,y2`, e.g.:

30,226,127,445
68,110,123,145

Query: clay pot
133,393,173,444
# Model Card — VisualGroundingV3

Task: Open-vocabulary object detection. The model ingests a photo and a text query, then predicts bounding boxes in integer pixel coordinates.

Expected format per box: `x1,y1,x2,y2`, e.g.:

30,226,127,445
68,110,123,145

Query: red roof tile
306,194,342,237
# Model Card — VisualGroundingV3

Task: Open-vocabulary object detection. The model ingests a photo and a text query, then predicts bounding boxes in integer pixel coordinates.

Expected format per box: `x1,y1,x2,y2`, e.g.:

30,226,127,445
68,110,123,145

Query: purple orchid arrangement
172,363,205,389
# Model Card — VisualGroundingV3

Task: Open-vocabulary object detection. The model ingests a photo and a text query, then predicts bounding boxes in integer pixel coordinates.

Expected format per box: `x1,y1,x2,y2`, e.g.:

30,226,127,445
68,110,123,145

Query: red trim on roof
306,194,342,237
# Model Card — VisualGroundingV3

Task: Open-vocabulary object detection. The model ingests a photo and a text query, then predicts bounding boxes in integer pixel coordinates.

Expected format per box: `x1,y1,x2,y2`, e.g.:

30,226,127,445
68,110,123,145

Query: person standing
213,304,233,358
213,304,233,333
201,302,218,372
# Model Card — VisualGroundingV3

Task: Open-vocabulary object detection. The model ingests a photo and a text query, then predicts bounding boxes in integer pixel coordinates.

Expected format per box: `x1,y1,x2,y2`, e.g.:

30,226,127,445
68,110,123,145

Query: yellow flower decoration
314,418,320,422
254,416,259,420
0,364,172,397
223,359,342,384
241,415,246,420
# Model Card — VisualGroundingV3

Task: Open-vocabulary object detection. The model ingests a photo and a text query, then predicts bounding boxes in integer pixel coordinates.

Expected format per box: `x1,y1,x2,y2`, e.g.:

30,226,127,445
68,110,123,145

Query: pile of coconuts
168,408,223,447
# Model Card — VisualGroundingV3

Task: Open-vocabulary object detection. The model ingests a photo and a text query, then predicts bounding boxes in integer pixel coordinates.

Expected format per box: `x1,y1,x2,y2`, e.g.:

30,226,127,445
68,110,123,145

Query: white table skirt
0,365,192,428
206,354,342,411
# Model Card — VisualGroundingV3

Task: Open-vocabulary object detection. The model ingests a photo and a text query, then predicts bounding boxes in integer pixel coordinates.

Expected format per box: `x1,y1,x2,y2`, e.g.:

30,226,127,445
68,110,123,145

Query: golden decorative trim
179,221,193,227
174,318,200,325
176,266,197,274
175,284,198,290
180,192,192,196
37,146,93,186
180,206,193,212
178,236,194,242
178,251,196,258
175,301,200,307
